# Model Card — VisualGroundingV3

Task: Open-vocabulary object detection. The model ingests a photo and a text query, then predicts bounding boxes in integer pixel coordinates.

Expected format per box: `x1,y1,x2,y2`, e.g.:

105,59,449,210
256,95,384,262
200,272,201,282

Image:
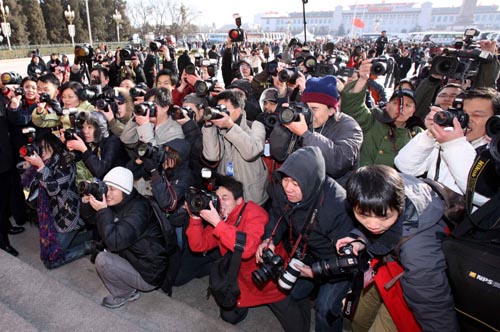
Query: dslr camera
119,45,138,61
74,44,94,64
194,78,217,97
202,104,230,121
278,102,312,125
78,181,108,201
185,187,220,216
168,105,195,121
129,83,149,100
1,72,22,85
311,244,361,279
19,127,38,157
134,101,157,117
370,57,389,76
135,142,165,164
77,85,103,104
252,248,285,286
228,15,245,43
433,98,469,129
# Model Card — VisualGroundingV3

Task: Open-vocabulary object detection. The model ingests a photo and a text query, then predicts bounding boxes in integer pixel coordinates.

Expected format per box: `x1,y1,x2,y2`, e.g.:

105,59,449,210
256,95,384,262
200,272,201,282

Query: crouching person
83,166,170,308
184,176,286,324
338,165,459,332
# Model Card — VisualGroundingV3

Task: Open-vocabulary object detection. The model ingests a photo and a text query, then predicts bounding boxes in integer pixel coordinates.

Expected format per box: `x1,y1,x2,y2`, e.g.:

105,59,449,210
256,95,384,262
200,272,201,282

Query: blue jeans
291,278,351,332
45,229,92,269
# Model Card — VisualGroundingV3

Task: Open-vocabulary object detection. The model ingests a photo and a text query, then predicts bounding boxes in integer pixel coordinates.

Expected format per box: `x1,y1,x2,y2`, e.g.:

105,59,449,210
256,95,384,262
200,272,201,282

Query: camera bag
208,203,247,310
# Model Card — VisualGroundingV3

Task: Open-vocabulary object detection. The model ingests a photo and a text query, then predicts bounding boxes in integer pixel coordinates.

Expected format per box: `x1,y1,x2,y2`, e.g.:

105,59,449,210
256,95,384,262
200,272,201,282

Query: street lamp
84,0,92,46
112,9,122,43
0,0,12,51
64,5,75,47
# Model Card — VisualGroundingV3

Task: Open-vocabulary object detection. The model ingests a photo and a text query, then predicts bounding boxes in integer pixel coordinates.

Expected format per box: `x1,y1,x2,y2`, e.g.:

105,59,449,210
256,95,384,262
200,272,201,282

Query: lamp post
84,0,92,46
64,5,75,47
0,0,11,51
112,9,122,43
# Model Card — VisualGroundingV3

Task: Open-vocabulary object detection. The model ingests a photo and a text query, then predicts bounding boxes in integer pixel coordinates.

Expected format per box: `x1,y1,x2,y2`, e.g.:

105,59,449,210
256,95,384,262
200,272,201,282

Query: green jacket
341,80,423,167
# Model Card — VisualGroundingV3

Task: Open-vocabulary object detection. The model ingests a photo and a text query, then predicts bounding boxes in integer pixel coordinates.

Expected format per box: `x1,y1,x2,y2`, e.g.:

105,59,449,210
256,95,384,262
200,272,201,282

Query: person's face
200,66,210,80
81,122,95,143
281,176,303,203
464,98,495,142
33,57,39,64
23,80,37,101
434,87,461,110
306,102,335,129
105,186,124,206
131,58,140,67
239,63,252,77
90,71,108,86
37,81,58,100
217,99,241,122
119,79,135,90
263,100,277,113
386,96,416,125
157,75,173,91
115,99,127,118
353,208,399,235
183,102,203,122
40,142,53,162
216,186,242,219
61,88,80,108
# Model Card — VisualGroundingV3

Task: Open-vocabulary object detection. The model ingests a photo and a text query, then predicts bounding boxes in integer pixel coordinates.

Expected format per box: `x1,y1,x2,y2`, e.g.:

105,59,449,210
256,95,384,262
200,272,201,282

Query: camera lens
278,258,303,290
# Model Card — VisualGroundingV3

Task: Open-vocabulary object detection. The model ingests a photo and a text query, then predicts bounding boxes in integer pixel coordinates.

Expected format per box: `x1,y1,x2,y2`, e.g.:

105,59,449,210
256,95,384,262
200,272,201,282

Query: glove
142,158,157,174
49,99,63,116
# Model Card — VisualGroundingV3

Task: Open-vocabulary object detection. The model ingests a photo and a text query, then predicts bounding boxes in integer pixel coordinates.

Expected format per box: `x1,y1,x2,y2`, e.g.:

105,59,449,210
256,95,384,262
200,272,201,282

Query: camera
202,104,230,121
185,187,220,216
278,258,304,291
134,101,157,117
278,67,300,84
430,48,493,80
1,72,22,85
14,87,25,97
129,83,148,100
135,141,164,162
64,128,80,141
194,78,217,97
486,115,500,163
184,63,197,75
228,15,245,43
433,98,469,129
39,92,51,103
278,102,312,125
149,37,166,52
95,89,119,113
252,248,285,287
371,57,388,76
311,244,361,279
168,105,195,121
120,45,137,60
78,181,108,200
19,144,39,157
74,44,94,63
77,85,103,103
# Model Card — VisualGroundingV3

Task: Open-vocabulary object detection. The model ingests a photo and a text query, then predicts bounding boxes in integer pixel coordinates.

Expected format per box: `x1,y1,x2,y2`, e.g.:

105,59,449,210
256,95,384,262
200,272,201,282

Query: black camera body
311,244,360,279
120,45,138,61
78,181,108,200
19,144,39,157
134,102,157,117
150,37,167,52
371,57,388,76
278,102,312,125
129,84,148,100
14,87,25,97
486,115,500,163
433,98,469,129
252,248,285,286
96,89,119,113
185,187,220,216
39,92,51,103
134,142,164,163
77,85,103,104
202,104,230,121
228,16,245,43
64,127,81,141
74,44,94,64
278,67,300,84
1,72,22,85
194,78,217,97
168,105,195,121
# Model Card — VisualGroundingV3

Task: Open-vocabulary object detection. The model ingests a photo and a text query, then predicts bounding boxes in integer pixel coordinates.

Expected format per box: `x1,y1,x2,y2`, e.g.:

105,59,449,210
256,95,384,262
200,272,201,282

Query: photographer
256,146,354,332
172,66,201,106
60,81,95,113
270,76,363,183
155,68,177,92
82,167,170,308
202,89,268,205
184,176,286,324
395,88,500,208
341,59,423,168
98,87,133,137
337,165,458,332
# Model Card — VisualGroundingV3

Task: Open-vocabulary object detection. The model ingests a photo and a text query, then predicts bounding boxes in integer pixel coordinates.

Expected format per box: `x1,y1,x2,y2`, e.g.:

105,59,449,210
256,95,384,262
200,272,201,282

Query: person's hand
295,263,313,278
336,237,365,256
479,39,497,54
8,93,22,109
164,156,176,169
294,72,307,93
283,113,308,136
89,194,107,211
141,158,157,174
99,105,115,121
65,134,87,153
213,82,225,94
424,106,442,137
160,45,171,62
174,111,190,125
358,60,372,81
81,194,91,204
134,110,150,126
210,110,234,129
198,201,221,227
184,201,201,220
256,238,275,264
429,117,465,144
23,151,45,170
185,72,201,87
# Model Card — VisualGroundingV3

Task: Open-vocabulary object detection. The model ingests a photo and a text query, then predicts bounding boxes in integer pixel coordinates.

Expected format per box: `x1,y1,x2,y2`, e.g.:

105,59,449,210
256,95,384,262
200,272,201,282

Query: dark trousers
173,247,220,286
0,170,12,248
9,169,27,225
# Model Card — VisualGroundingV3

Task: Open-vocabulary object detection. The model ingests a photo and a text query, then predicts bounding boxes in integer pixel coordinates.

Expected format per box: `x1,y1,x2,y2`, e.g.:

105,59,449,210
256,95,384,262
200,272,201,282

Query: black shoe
89,241,105,264
2,245,19,257
8,226,25,235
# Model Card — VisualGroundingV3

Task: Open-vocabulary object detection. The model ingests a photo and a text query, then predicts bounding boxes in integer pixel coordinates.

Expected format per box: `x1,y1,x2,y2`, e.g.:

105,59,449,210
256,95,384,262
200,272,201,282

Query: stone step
0,300,38,332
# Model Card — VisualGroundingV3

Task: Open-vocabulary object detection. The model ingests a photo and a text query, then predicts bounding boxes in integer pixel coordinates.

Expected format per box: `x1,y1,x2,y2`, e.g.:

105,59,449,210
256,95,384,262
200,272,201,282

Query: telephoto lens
278,258,304,290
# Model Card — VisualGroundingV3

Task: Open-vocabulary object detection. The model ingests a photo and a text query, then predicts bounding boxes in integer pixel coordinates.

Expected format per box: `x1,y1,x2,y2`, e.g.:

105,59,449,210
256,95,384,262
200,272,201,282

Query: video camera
228,15,245,43
433,97,469,129
185,187,220,216
1,72,22,85
78,181,108,201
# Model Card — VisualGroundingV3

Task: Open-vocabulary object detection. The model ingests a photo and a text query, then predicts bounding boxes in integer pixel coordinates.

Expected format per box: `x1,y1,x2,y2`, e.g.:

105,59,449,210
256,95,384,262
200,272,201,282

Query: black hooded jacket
264,146,354,259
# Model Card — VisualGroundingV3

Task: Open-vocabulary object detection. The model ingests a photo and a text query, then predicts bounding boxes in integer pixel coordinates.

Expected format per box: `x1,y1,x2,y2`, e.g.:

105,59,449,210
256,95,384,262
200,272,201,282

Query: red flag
353,18,365,28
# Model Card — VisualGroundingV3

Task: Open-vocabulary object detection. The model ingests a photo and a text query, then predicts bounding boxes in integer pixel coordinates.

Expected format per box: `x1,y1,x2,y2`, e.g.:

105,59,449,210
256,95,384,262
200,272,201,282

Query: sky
179,0,499,26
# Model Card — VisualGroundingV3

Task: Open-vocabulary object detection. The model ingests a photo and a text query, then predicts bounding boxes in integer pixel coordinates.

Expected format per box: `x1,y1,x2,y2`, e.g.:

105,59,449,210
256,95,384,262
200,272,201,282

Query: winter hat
103,167,133,195
227,79,253,99
259,88,278,111
301,76,339,109
389,89,416,105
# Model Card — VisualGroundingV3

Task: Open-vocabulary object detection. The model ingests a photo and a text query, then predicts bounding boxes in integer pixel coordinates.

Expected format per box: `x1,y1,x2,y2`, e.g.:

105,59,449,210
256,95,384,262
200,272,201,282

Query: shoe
2,245,19,257
88,241,105,264
102,290,140,309
8,226,25,235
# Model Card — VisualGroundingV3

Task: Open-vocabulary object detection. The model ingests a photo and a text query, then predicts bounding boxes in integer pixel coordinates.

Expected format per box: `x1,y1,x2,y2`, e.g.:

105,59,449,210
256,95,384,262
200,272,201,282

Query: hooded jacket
264,146,354,259
351,174,459,332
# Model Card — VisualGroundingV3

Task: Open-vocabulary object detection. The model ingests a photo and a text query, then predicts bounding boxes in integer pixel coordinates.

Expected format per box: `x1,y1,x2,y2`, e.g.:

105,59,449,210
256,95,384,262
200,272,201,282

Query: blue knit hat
301,76,339,109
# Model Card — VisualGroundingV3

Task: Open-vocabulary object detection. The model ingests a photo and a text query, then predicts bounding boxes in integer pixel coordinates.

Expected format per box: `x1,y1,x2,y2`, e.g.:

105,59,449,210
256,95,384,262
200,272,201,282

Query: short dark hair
346,165,405,217
216,175,244,200
60,81,84,100
38,73,60,88
145,87,172,107
156,69,178,86
215,89,244,110
90,67,110,80
461,88,500,115
21,75,38,87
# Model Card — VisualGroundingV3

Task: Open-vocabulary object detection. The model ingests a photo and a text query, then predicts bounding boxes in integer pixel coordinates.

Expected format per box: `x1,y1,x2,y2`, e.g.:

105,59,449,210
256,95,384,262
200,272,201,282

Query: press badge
226,162,234,176
264,141,270,157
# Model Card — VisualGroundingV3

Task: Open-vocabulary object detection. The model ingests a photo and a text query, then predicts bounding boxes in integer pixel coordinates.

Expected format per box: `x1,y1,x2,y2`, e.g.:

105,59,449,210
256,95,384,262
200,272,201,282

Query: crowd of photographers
0,25,499,331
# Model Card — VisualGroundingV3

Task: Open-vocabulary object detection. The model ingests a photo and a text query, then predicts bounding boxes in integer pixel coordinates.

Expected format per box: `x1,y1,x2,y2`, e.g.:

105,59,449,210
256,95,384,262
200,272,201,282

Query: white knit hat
103,167,133,195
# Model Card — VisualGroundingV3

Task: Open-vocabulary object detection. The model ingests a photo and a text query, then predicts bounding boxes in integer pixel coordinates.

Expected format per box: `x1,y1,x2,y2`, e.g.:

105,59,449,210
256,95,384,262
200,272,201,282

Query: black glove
142,158,157,174
49,99,63,116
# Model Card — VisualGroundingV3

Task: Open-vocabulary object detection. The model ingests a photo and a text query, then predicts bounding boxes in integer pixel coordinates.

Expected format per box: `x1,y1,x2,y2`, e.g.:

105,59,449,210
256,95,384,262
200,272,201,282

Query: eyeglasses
115,100,125,105
437,94,458,99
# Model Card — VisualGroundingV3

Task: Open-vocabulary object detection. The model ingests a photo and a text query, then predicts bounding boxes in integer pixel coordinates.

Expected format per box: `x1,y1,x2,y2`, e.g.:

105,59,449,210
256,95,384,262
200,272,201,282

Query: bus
410,31,462,45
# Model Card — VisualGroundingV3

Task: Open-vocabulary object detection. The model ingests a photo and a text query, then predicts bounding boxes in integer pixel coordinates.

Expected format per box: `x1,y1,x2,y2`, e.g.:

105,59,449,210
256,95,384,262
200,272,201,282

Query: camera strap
234,202,247,228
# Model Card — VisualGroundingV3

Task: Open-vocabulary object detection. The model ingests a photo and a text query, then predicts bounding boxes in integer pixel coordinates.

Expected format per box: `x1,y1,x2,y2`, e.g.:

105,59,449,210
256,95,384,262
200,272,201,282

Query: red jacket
186,201,287,307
